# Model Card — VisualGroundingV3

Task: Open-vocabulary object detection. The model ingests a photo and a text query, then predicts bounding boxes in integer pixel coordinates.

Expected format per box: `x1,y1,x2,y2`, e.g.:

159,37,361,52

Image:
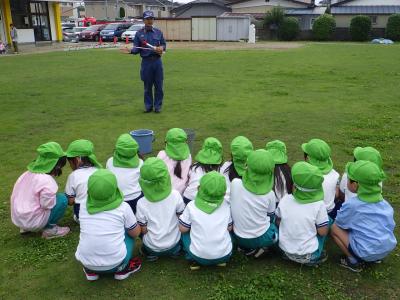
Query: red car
79,24,106,42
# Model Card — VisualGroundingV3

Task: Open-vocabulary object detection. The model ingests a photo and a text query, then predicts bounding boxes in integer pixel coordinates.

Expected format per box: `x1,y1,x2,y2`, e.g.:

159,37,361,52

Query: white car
121,23,145,41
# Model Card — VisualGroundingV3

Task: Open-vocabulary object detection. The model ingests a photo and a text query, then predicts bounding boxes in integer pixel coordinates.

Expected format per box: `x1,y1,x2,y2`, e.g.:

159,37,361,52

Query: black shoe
154,109,161,113
143,109,152,113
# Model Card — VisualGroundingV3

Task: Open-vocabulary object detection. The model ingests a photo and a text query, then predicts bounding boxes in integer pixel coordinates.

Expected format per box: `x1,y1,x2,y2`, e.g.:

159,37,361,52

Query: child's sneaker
238,247,257,256
146,255,159,262
83,268,99,281
114,257,142,280
19,228,31,235
216,263,227,268
339,257,363,273
73,214,80,224
254,247,269,259
42,225,70,239
305,251,328,267
189,262,201,271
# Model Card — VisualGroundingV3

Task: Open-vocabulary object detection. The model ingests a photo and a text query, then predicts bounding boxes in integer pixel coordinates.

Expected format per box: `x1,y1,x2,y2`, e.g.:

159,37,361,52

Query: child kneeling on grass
265,140,293,205
221,136,253,182
106,134,143,214
302,138,339,220
65,139,102,222
276,162,329,266
179,171,233,270
11,142,70,239
183,137,223,204
230,149,278,258
136,158,185,261
331,160,397,273
157,128,192,195
75,169,141,281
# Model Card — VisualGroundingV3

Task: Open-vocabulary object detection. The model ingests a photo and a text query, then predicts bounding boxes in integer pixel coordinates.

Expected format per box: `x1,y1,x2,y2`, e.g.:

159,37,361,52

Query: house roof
220,11,265,19
226,0,314,6
171,0,230,14
331,5,400,14
285,7,326,15
85,0,174,6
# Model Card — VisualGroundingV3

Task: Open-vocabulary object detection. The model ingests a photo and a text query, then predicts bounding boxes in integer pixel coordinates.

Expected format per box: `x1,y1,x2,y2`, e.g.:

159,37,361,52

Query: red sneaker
83,268,99,281
114,257,142,280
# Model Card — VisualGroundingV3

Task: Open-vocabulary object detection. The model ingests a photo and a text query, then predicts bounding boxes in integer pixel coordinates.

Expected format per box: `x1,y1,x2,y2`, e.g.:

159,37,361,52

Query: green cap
113,134,139,168
139,157,172,202
195,137,223,165
292,161,324,204
165,128,190,161
66,139,103,168
87,169,123,214
346,160,386,203
242,149,275,195
230,136,254,176
353,146,383,170
27,142,66,174
195,171,227,214
301,139,333,174
265,140,288,164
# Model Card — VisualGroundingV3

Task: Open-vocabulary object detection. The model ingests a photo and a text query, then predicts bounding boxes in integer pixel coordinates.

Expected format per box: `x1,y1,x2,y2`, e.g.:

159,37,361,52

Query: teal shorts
181,233,231,266
142,242,181,257
234,223,278,250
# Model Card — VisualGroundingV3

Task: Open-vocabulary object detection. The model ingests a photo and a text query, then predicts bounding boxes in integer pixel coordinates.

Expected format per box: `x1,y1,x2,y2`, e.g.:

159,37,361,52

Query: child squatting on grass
9,130,398,278
106,134,144,214
65,139,102,222
157,128,192,195
11,142,70,239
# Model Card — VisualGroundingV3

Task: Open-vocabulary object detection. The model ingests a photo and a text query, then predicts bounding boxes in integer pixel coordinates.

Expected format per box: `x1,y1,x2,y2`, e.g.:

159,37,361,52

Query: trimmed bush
386,14,400,41
312,14,336,41
278,17,300,41
350,15,372,41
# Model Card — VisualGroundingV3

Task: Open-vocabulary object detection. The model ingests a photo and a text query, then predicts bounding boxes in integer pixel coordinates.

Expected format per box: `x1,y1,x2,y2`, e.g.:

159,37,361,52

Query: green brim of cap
293,187,324,204
87,188,124,215
195,150,222,165
165,143,190,161
113,152,140,168
242,172,274,195
194,193,224,214
232,158,246,176
307,156,333,174
266,148,288,164
139,177,172,202
27,156,62,174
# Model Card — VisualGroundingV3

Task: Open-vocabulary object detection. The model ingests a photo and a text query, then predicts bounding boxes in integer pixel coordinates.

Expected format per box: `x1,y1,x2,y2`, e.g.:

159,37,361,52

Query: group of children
10,129,397,281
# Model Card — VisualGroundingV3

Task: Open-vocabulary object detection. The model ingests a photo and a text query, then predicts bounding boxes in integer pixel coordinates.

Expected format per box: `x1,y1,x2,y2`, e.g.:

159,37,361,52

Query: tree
312,14,336,41
264,6,285,39
279,17,300,41
386,14,400,41
350,15,372,41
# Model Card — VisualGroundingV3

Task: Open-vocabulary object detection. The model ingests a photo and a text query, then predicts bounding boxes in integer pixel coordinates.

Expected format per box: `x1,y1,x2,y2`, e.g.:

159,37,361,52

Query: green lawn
0,43,399,299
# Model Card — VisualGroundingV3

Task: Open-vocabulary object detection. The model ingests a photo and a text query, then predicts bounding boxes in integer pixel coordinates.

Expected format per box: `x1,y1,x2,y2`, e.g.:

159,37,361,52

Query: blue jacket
131,26,166,58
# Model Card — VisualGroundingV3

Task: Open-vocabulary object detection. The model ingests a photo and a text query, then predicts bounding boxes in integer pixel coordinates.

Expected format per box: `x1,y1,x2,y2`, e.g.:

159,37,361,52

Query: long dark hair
192,162,220,173
224,161,241,181
48,157,67,177
67,156,94,169
174,161,182,179
273,163,293,197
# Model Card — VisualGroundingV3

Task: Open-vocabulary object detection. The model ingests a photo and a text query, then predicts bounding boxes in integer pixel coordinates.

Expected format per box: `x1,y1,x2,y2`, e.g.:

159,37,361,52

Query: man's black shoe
144,109,152,113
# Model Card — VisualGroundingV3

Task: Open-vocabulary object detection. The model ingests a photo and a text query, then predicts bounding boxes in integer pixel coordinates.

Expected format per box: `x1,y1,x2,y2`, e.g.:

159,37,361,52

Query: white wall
0,5,6,43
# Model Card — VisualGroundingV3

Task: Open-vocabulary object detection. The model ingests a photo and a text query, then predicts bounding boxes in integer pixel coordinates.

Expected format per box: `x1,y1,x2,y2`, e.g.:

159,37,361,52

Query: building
171,0,231,18
0,0,69,44
331,0,400,30
84,0,175,19
227,0,315,14
60,1,85,20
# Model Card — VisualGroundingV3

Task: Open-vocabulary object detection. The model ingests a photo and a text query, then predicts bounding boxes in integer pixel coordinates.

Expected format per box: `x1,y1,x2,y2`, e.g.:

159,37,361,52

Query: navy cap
143,11,155,19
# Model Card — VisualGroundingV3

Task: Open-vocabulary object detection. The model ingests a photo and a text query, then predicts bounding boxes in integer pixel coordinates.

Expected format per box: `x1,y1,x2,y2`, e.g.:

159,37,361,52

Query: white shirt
276,194,329,255
65,166,97,205
179,201,233,260
322,169,339,212
136,190,185,252
230,178,276,239
75,202,138,271
183,166,205,201
106,157,143,201
220,162,232,205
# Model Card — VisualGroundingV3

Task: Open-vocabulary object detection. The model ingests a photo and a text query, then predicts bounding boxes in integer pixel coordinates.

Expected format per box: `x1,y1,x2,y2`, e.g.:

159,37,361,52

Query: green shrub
264,6,285,29
312,14,336,41
350,15,372,41
386,14,400,41
278,17,300,41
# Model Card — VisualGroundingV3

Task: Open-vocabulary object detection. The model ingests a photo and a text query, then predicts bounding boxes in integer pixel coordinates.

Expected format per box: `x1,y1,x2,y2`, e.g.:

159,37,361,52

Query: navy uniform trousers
141,57,164,111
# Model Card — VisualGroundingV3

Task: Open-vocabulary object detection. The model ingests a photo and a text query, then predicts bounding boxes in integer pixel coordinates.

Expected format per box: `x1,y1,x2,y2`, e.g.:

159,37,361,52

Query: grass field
0,43,399,299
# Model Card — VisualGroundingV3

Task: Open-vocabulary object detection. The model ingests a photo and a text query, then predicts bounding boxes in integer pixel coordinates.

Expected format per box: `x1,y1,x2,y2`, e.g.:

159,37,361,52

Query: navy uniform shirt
131,26,166,58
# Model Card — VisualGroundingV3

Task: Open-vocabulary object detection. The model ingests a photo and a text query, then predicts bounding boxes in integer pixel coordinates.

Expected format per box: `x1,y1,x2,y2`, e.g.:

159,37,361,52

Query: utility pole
116,0,119,18
105,0,108,19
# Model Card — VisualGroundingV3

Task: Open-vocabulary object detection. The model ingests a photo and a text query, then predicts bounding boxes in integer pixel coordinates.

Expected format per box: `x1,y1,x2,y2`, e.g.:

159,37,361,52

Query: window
10,0,30,29
369,15,377,25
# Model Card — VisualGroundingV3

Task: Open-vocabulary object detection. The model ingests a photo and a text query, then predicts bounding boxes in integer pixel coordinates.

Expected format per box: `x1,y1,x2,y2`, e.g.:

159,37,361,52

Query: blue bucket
130,129,154,154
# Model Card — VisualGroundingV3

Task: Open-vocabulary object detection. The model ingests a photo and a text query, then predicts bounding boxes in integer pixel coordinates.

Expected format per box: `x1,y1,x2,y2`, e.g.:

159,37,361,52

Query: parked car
100,23,132,41
121,23,144,41
79,24,106,42
63,27,85,42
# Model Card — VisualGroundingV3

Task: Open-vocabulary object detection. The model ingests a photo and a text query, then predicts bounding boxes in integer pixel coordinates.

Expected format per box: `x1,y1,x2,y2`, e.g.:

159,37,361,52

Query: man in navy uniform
122,11,166,113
